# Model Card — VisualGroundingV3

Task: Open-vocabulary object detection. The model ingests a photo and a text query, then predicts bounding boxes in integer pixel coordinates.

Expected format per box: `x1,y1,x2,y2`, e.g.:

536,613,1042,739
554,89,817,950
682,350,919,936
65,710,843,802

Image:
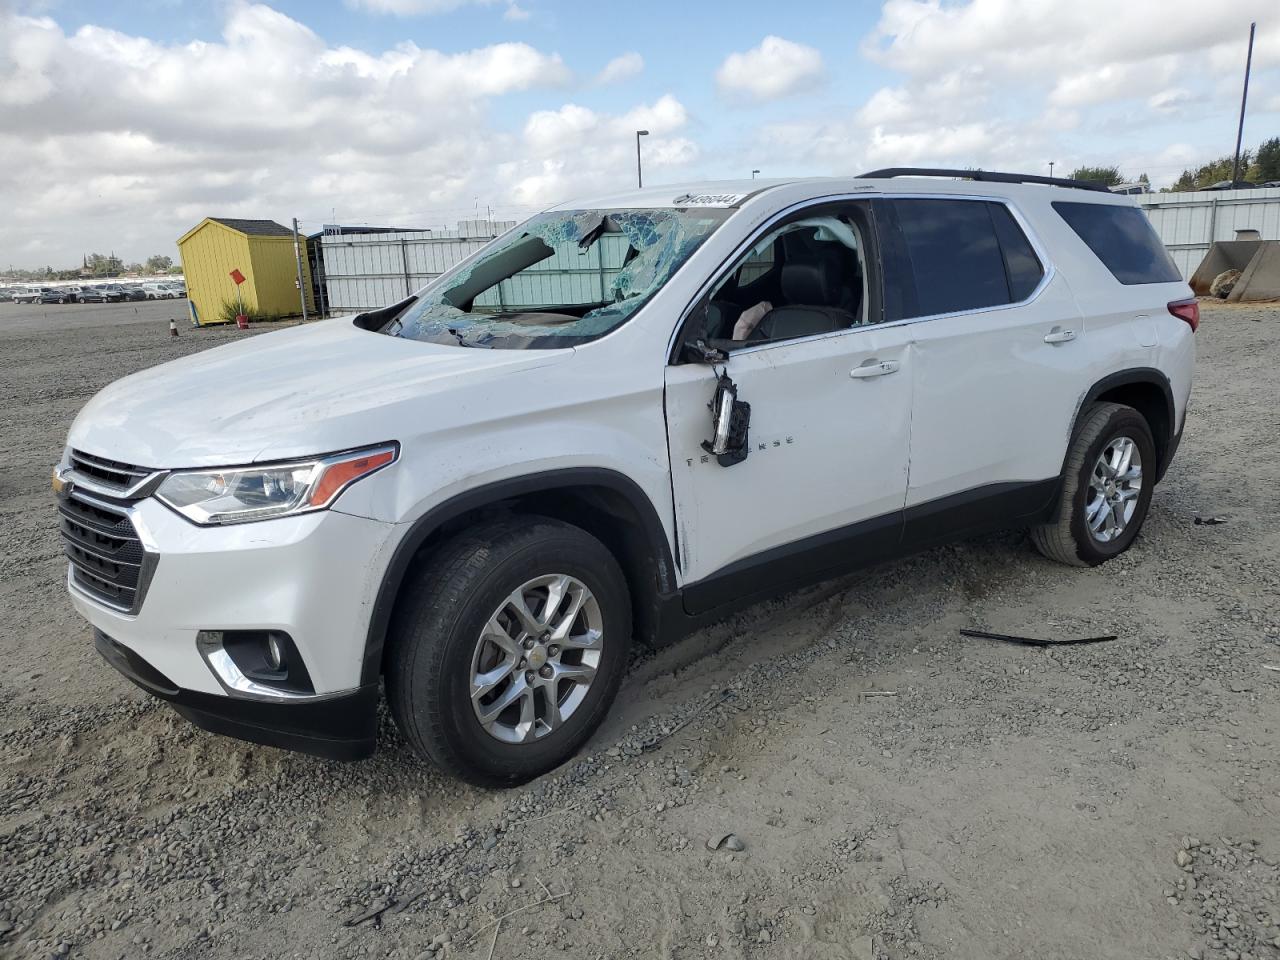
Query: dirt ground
2,299,1279,960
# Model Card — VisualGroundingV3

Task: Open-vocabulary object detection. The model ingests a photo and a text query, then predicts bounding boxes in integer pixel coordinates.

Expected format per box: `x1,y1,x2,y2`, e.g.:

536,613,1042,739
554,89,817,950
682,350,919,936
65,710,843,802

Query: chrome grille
58,485,154,614
69,449,156,494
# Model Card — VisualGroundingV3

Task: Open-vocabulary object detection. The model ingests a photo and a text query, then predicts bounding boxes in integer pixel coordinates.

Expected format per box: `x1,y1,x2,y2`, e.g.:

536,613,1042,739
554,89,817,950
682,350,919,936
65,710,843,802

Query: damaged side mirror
681,336,728,365
701,370,751,467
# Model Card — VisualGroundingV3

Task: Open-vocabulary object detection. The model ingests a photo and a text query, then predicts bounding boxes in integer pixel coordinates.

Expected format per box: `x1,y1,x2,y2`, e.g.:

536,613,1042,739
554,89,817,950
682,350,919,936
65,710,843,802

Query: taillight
1168,298,1199,333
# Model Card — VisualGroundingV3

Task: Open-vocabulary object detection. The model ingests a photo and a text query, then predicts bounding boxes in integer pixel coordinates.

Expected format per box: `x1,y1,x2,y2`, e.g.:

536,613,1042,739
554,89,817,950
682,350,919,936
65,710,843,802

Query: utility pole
1230,22,1256,187
1048,161,1055,178
635,130,649,188
292,218,309,323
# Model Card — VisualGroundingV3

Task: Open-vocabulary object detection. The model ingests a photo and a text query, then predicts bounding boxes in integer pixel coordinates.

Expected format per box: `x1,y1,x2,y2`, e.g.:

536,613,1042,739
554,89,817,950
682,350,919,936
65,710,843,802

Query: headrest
781,256,842,307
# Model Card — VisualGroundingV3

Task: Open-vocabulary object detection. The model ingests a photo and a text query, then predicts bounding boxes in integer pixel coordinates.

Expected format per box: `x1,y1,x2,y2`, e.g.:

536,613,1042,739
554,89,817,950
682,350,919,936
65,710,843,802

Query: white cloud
716,36,825,101
1049,57,1179,108
595,52,643,85
0,4,701,265
502,3,531,21
830,0,1280,188
512,94,696,204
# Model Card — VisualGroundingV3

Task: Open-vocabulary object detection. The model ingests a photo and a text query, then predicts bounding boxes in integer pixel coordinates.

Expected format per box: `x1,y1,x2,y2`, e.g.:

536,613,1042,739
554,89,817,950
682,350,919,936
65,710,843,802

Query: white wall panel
1138,188,1280,279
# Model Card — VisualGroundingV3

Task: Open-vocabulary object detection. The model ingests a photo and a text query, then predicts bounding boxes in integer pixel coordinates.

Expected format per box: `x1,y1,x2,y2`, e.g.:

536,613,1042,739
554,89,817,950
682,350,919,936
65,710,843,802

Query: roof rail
858,167,1112,193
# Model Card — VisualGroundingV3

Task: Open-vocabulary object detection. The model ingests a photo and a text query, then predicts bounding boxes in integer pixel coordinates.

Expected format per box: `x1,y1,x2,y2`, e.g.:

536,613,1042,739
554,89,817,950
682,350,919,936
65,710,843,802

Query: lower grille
59,489,152,613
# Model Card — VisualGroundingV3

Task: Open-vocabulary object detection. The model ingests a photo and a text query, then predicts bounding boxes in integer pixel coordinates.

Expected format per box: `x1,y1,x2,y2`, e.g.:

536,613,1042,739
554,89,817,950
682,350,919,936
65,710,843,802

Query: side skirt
659,477,1059,643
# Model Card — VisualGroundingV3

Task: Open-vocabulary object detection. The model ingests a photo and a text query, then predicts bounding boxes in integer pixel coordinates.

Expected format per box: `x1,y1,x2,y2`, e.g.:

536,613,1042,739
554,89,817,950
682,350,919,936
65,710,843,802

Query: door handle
850,359,900,379
1043,328,1076,344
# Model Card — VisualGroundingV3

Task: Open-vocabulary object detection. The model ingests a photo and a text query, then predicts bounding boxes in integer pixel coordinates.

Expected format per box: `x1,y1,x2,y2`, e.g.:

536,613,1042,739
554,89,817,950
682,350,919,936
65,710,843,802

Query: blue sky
1,0,1277,265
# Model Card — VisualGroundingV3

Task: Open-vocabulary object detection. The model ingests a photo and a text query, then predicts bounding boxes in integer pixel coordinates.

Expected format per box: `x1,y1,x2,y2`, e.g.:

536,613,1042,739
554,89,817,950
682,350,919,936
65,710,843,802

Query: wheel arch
1077,368,1176,482
360,468,678,685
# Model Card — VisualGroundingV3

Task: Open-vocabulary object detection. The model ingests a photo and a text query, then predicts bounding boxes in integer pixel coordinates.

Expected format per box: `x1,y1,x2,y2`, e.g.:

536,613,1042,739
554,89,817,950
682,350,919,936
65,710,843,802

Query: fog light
196,629,315,698
266,634,285,671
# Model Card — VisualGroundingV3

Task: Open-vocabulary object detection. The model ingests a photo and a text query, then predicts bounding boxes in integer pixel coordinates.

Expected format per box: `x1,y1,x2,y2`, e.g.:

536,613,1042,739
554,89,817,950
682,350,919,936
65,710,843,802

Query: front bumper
96,630,378,760
64,495,399,759
67,498,396,695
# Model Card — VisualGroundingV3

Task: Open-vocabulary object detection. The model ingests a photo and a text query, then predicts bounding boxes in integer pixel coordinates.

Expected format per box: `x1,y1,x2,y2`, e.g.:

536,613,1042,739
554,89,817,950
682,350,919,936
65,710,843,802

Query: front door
662,201,913,615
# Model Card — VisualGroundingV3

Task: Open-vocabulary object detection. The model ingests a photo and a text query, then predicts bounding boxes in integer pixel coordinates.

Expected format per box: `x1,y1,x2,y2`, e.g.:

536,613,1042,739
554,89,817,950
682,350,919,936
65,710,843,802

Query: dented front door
663,324,913,601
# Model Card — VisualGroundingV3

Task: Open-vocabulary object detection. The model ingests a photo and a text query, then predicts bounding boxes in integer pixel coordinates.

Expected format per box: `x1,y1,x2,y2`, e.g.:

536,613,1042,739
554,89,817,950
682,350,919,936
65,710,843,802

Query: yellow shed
176,218,314,326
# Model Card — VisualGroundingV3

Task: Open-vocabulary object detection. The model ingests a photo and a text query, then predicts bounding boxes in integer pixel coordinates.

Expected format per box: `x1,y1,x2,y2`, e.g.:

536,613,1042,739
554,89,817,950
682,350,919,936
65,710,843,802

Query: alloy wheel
469,574,603,744
1084,435,1143,543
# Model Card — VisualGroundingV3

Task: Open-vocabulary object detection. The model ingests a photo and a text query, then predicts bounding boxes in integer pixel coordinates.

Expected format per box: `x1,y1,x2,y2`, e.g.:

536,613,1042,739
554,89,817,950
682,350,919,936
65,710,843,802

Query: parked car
12,286,47,303
78,285,125,303
118,285,148,301
143,284,179,300
39,288,78,304
57,169,1196,785
1202,180,1257,191
1108,182,1150,195
0,286,20,302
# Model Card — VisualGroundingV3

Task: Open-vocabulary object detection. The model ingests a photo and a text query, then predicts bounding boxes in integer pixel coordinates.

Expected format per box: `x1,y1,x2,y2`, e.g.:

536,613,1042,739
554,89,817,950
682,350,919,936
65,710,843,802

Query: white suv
57,169,1196,785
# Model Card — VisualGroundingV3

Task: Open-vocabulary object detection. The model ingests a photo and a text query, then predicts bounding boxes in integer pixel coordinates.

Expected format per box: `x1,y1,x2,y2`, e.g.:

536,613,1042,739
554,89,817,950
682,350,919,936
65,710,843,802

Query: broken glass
380,207,731,349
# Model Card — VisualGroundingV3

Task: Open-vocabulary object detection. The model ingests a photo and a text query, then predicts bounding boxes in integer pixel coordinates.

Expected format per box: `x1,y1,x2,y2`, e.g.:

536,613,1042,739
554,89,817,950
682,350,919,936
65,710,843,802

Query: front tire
386,517,632,786
1031,401,1157,567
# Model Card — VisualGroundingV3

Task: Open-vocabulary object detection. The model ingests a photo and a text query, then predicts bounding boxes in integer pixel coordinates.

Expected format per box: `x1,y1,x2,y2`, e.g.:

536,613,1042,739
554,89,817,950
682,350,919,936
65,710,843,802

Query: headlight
156,443,397,525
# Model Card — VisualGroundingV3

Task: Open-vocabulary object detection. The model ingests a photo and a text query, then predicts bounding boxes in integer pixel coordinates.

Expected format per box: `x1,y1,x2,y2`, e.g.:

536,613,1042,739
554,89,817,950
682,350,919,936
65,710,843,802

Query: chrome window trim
667,190,1056,362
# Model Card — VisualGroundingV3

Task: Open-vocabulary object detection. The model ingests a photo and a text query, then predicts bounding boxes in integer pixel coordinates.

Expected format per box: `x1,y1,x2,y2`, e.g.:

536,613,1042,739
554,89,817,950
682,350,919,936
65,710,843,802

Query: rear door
873,196,1088,546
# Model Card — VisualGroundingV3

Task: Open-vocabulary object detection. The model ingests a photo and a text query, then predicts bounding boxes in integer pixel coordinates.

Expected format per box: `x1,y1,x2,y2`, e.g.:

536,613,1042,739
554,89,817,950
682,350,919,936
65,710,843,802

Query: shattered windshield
379,207,730,349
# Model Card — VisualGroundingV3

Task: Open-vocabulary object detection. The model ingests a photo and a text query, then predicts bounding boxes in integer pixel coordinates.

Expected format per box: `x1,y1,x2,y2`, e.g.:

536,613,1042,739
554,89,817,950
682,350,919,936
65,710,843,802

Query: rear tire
1031,401,1156,567
386,516,631,787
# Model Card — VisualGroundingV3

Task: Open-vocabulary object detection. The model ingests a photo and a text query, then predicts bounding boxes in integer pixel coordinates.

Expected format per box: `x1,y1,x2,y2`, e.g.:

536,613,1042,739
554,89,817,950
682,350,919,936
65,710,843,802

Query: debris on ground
707,833,746,852
959,628,1118,647
343,899,397,928
639,687,734,751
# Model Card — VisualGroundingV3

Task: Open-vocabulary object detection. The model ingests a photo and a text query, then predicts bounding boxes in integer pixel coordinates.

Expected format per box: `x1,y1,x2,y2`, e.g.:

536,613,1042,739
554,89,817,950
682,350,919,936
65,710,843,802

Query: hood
67,318,571,467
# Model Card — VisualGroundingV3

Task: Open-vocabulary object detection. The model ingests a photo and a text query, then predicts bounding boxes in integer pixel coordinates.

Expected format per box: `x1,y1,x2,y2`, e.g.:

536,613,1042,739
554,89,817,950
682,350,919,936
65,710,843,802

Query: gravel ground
2,299,1279,960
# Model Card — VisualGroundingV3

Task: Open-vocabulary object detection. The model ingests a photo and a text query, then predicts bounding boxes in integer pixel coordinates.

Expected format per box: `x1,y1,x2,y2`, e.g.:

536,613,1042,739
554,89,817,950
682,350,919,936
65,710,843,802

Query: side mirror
701,372,751,466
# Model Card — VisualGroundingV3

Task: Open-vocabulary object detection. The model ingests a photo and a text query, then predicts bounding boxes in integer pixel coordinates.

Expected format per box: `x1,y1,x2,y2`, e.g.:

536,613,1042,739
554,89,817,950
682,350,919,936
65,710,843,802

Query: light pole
751,169,760,179
635,130,649,188
1048,161,1055,178
1230,22,1257,187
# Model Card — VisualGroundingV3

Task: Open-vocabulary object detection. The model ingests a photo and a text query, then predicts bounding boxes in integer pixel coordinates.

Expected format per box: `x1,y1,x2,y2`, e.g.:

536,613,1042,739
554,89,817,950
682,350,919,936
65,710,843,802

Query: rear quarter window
1052,201,1181,285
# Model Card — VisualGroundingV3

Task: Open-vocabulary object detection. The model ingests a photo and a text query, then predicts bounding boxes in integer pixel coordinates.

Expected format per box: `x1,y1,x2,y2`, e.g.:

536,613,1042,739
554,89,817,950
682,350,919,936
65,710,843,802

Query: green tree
1170,152,1251,191
145,254,173,273
1069,165,1124,186
1254,137,1280,182
86,253,123,277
